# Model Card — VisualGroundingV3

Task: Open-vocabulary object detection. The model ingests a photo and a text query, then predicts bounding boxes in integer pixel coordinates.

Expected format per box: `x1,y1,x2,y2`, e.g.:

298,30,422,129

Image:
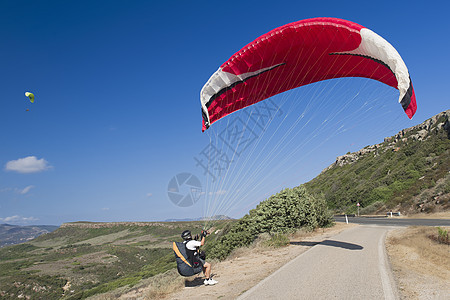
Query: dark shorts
193,258,204,274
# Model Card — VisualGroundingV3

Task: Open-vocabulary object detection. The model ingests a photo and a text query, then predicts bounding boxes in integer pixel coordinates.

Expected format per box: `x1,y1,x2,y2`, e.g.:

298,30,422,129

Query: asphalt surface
238,225,399,300
334,216,450,227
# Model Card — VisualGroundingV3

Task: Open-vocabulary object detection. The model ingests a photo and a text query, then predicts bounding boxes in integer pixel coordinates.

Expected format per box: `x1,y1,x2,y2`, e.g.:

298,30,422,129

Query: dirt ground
403,211,450,219
385,226,450,300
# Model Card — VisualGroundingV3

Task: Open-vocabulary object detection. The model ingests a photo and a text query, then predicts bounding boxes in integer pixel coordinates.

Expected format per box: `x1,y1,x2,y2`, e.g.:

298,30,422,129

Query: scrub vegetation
0,221,229,299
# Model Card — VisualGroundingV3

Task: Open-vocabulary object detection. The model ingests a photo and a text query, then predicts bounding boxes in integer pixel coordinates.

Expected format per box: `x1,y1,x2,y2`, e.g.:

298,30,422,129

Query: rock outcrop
323,109,450,172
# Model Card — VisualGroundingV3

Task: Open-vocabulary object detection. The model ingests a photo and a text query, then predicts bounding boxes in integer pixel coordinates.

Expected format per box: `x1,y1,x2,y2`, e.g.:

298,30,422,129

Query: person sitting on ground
181,229,218,286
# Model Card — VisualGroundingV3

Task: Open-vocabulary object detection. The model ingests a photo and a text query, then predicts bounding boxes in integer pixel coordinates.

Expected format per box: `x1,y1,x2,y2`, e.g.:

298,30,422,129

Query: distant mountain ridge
55,215,233,229
0,224,59,247
305,109,450,215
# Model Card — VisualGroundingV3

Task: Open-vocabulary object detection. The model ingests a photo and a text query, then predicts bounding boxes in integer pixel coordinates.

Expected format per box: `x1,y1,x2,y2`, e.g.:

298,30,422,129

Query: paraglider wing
25,92,35,103
200,17,417,131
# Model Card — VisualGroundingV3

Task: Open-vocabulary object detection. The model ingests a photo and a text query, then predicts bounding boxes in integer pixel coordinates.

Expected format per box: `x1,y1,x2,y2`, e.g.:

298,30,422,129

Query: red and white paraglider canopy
200,17,417,131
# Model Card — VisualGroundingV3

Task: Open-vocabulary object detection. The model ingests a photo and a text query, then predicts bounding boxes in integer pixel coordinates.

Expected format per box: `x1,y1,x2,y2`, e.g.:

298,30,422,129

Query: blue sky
1,1,448,225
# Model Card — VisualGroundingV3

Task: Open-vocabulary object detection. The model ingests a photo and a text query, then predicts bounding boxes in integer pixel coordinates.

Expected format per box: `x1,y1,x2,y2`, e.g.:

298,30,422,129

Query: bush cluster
205,186,333,260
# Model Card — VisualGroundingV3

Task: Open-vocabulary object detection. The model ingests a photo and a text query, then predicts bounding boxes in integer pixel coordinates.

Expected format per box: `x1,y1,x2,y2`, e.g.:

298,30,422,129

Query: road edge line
378,229,399,300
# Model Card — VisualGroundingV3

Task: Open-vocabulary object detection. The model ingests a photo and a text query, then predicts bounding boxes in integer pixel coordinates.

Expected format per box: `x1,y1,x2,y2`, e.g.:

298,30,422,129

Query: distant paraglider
25,92,35,103
24,92,34,111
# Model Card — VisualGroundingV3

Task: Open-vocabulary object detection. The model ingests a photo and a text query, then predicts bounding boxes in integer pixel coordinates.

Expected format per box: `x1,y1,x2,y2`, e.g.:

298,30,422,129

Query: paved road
238,225,399,300
334,216,450,227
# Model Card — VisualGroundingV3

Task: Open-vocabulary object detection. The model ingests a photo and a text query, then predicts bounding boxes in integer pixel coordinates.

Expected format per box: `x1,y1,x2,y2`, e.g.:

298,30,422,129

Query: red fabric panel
405,83,417,119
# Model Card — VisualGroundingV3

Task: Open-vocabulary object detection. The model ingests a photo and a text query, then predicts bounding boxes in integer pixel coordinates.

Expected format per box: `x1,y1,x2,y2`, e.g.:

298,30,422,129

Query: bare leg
203,262,211,278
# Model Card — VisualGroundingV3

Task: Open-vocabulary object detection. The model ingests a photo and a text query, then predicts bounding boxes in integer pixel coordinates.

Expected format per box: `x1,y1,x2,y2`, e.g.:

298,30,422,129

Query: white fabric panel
200,64,285,124
336,28,410,103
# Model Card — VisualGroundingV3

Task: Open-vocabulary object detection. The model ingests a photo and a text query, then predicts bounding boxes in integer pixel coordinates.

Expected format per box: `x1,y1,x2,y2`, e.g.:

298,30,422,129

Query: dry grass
88,269,186,300
386,226,450,299
404,211,450,219
142,269,186,299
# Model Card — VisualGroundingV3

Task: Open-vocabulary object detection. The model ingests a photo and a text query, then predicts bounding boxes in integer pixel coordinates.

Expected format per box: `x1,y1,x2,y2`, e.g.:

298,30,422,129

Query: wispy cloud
18,185,35,194
0,215,38,224
0,186,35,195
5,156,52,173
208,190,227,196
146,193,153,198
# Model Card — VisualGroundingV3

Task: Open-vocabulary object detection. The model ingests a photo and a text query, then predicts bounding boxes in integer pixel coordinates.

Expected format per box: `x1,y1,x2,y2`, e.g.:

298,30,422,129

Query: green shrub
437,227,449,244
206,186,333,260
368,186,392,204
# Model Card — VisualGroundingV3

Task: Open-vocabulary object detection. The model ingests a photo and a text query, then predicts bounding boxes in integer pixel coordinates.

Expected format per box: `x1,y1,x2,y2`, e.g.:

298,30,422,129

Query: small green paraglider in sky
25,92,34,103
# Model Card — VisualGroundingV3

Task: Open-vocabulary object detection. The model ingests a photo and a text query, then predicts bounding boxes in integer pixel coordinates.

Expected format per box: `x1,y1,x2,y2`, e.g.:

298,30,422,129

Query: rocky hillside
323,110,450,171
305,110,450,215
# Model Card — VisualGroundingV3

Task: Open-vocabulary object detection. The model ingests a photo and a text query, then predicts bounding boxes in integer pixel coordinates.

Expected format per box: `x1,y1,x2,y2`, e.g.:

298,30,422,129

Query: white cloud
5,156,51,173
0,215,38,224
208,190,227,196
146,193,153,198
19,185,35,194
101,207,110,211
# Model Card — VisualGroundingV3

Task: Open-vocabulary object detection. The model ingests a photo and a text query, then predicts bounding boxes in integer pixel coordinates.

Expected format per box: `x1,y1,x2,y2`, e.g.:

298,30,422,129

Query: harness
172,241,202,277
185,243,199,266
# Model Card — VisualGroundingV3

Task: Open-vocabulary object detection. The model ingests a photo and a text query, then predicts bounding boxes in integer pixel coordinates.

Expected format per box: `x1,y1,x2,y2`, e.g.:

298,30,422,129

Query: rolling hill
0,220,232,299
